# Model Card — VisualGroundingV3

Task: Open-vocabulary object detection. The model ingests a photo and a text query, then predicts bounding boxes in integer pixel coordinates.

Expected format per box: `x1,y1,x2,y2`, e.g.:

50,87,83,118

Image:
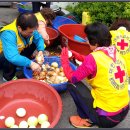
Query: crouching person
61,22,129,128
0,13,45,81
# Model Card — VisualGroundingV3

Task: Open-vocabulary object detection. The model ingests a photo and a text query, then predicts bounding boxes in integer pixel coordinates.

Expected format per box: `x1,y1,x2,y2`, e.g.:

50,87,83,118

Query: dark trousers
32,2,51,13
0,43,36,81
67,82,129,128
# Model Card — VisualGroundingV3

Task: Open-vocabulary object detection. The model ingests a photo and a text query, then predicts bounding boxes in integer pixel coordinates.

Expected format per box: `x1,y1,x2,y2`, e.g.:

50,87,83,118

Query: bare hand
30,61,42,72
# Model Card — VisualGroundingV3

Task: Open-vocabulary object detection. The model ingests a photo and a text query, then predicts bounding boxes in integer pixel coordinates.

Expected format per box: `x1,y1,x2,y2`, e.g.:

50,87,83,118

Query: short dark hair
109,18,130,31
84,22,112,47
40,8,56,26
16,12,38,30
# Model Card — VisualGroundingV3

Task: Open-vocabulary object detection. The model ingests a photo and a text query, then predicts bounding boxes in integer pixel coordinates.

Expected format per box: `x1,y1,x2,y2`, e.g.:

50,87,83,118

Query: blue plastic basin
23,56,77,92
52,16,77,30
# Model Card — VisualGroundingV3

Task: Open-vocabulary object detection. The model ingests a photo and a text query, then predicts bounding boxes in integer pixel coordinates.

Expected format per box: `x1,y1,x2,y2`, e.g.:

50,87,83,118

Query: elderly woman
61,22,129,128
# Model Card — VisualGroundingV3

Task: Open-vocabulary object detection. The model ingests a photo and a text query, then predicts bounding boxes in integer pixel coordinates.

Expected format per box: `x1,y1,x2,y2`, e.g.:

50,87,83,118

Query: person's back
61,22,129,128
89,48,129,112
110,18,130,77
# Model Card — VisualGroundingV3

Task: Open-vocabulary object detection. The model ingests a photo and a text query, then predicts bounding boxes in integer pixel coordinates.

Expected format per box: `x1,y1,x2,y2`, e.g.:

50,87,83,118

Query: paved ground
0,6,130,128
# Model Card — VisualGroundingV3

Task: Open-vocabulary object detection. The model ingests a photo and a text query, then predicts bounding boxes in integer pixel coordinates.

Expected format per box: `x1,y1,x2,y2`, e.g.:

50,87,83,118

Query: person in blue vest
0,12,45,81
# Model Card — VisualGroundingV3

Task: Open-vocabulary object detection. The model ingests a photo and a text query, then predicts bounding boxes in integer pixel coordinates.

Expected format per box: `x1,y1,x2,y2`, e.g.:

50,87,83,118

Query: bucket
0,79,62,128
23,56,77,92
58,24,92,55
52,16,77,30
17,2,32,13
46,27,59,47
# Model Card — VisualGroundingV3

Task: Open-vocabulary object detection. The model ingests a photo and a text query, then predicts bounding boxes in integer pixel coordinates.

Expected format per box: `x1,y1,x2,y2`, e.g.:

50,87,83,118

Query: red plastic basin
46,27,59,47
58,24,92,55
0,79,62,128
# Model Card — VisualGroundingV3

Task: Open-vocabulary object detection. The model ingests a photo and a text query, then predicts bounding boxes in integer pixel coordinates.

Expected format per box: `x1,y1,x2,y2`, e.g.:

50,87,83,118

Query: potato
49,76,56,83
51,62,58,68
55,68,60,73
35,55,43,65
47,71,57,76
59,67,63,72
58,72,65,77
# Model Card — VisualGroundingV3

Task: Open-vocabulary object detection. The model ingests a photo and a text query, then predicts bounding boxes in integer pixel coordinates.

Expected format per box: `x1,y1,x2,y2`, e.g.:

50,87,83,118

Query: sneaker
12,76,18,80
3,76,18,82
69,116,93,128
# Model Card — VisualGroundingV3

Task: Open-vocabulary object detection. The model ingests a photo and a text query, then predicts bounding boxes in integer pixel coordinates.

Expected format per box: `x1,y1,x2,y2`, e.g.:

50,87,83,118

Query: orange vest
87,51,129,112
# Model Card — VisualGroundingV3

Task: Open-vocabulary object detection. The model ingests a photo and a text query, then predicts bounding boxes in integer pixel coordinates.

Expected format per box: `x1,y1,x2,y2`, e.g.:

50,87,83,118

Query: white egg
68,51,72,58
16,108,26,117
19,120,28,128
41,121,50,128
51,62,58,68
11,125,19,128
5,117,15,128
27,116,38,127
38,114,48,124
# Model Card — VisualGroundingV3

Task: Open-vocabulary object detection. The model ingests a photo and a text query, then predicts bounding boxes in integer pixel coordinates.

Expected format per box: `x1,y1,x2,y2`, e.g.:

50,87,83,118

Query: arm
37,21,50,45
1,31,42,72
1,31,31,67
61,47,97,83
71,50,86,62
32,30,45,51
33,30,46,64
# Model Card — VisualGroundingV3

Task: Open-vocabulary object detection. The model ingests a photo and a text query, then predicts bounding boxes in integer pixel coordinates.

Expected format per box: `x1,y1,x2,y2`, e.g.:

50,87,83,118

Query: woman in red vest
61,22,129,128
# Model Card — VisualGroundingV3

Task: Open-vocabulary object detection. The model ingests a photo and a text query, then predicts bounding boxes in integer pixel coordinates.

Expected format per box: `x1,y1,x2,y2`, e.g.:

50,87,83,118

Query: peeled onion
19,120,28,128
27,116,38,127
41,121,50,128
38,114,48,124
29,126,36,128
11,125,19,128
16,108,26,117
51,62,58,68
5,117,15,128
